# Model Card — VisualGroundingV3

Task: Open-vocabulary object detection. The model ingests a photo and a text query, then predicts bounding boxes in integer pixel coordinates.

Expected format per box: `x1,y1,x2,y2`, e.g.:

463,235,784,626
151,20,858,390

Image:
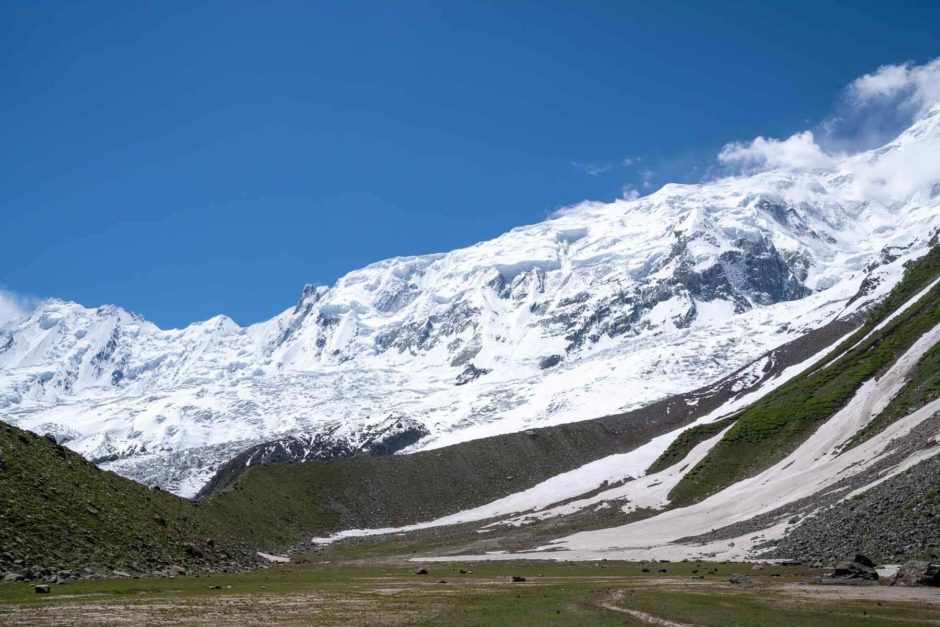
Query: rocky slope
765,452,940,562
0,421,260,582
197,415,429,496
2,107,940,495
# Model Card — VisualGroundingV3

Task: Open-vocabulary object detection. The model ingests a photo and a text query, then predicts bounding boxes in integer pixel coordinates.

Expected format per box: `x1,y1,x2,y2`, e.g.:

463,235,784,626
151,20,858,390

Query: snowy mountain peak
2,112,940,495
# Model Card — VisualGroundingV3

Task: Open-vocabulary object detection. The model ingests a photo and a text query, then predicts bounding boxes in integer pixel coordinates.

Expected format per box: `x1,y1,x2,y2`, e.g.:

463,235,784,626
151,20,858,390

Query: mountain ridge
2,106,940,495
2,249,940,578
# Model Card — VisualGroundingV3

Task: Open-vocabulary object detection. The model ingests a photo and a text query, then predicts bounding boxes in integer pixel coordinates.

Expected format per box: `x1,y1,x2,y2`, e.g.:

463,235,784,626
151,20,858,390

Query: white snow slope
2,106,940,496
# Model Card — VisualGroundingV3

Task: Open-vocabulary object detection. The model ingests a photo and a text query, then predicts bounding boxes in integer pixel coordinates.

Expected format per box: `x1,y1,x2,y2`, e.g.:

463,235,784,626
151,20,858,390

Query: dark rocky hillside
199,416,429,497
0,422,259,582
765,452,940,562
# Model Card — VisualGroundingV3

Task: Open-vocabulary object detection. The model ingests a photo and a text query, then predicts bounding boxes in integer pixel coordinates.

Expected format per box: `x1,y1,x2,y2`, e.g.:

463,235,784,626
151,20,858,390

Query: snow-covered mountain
2,106,940,496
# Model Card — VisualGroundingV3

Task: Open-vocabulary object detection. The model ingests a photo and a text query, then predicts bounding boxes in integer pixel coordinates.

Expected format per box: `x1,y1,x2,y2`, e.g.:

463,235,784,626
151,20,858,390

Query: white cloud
0,288,36,326
715,57,940,176
845,140,940,204
718,130,838,172
572,156,643,176
621,185,641,200
571,160,614,176
849,58,940,113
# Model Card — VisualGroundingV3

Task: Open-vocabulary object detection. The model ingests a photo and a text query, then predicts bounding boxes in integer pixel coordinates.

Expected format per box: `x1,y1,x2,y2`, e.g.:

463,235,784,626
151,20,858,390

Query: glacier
1,105,939,496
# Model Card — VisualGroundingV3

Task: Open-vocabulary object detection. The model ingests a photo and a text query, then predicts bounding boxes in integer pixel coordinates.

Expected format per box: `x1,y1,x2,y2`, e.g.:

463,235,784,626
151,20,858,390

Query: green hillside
668,247,940,507
0,423,258,579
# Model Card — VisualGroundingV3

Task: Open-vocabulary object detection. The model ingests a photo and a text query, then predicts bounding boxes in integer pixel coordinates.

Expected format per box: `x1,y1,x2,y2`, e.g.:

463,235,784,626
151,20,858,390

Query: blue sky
2,1,939,328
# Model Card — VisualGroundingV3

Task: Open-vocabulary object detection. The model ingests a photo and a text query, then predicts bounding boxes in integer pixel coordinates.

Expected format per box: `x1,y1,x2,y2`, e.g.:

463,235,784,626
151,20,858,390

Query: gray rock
34,585,50,594
832,557,878,581
414,567,428,575
893,561,940,587
729,573,752,585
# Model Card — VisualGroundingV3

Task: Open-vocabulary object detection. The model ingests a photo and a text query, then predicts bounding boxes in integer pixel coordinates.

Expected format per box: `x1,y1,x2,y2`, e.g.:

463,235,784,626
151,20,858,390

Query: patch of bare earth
0,591,438,626
780,583,940,604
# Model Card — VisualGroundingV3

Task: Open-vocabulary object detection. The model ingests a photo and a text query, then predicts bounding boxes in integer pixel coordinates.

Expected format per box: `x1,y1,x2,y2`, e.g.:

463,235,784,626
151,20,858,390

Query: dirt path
598,590,699,626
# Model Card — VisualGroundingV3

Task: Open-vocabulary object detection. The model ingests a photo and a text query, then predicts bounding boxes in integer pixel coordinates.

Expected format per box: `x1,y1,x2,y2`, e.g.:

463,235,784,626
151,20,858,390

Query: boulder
34,585,50,594
821,555,880,584
3,572,25,583
729,574,752,585
183,543,203,558
892,561,940,587
509,575,526,582
832,558,878,581
414,567,428,575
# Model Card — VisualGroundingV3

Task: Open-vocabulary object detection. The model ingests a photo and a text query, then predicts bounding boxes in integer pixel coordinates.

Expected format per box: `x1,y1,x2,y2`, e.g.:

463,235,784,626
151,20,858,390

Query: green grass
669,247,940,507
0,560,935,626
646,416,737,474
